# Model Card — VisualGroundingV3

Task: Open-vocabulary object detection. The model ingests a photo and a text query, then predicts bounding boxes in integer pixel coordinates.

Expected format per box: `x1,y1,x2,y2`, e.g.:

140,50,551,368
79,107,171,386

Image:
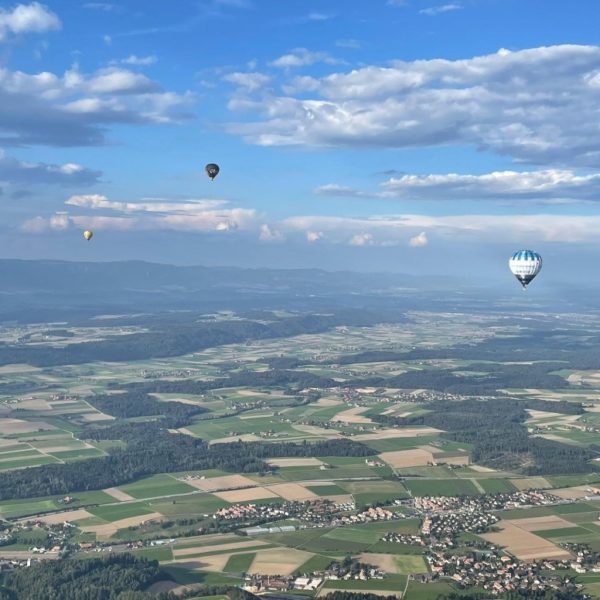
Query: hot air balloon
205,163,220,180
83,230,93,241
509,250,542,289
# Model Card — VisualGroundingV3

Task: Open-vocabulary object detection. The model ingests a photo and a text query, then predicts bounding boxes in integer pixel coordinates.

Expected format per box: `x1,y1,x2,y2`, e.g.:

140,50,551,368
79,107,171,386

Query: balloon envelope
205,163,220,180
509,250,542,288
83,230,93,241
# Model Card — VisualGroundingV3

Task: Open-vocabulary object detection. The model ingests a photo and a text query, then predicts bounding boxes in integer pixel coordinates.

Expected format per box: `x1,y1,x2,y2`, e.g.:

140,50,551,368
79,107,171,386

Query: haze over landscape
2,2,600,600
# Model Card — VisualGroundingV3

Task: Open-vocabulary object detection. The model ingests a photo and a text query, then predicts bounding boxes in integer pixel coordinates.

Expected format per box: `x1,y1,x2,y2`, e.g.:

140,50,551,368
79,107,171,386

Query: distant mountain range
0,259,592,322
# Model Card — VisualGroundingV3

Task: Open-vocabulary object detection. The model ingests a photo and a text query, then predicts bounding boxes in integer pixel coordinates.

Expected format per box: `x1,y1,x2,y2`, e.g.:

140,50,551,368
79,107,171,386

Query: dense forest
0,436,375,501
86,393,206,427
0,554,264,600
375,398,598,475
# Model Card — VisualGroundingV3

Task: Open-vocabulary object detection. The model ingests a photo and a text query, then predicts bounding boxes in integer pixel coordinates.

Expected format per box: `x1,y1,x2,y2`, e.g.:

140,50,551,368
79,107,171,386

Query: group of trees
0,554,265,600
375,397,598,475
0,434,374,501
86,393,206,427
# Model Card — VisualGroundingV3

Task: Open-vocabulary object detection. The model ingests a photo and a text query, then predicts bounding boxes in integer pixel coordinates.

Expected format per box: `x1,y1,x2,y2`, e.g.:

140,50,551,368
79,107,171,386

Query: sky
2,0,600,285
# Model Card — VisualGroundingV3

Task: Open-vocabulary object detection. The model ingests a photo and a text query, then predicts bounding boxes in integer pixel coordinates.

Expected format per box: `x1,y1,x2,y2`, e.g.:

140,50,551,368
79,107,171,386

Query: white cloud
65,194,226,213
226,44,600,167
283,213,600,244
87,68,160,95
306,230,323,242
259,223,285,242
223,71,270,92
0,63,194,146
270,48,341,69
103,34,112,46
307,12,332,21
409,231,428,247
0,2,60,41
0,151,101,186
317,169,600,203
349,233,374,246
420,3,462,16
118,55,157,66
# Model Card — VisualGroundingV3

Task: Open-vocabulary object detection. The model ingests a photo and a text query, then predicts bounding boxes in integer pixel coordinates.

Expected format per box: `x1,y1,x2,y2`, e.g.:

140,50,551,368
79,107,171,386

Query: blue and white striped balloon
509,250,542,289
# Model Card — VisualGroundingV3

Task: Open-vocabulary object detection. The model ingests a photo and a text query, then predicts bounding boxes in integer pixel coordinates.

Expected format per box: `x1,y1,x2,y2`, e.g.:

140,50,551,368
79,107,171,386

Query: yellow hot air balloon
83,230,93,241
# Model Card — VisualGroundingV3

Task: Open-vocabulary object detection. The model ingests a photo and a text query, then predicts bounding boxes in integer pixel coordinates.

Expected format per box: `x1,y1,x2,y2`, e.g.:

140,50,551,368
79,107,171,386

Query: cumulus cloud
226,44,600,167
420,3,462,16
270,48,341,68
0,151,101,186
0,63,194,146
259,223,285,242
0,2,60,41
349,233,374,246
24,195,258,235
409,231,428,247
306,230,323,242
223,71,270,92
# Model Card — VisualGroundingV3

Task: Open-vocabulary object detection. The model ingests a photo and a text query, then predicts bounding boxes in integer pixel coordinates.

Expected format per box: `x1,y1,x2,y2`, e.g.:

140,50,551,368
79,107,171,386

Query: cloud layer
226,45,600,167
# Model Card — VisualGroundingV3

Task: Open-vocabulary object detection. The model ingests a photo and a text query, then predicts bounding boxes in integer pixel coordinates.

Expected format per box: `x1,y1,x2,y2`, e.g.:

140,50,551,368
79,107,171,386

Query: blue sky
2,0,600,285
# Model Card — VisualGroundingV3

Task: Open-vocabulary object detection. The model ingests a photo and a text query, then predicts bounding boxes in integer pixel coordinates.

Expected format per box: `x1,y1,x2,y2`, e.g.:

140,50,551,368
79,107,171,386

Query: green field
404,478,480,496
88,502,154,522
118,474,197,499
223,553,256,573
476,478,517,494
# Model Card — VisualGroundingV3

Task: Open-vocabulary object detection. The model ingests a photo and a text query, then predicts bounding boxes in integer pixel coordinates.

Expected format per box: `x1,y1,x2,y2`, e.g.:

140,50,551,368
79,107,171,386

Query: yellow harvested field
354,427,441,441
30,509,93,525
104,487,136,501
236,390,264,397
209,434,261,445
358,553,400,574
506,516,575,532
292,424,341,437
80,512,164,540
0,419,55,434
215,487,279,502
482,522,572,561
189,474,257,492
0,550,59,560
249,548,314,575
469,465,497,473
551,486,594,499
173,540,268,558
379,449,434,468
511,477,551,491
526,409,562,420
78,413,115,422
268,483,318,501
14,399,51,411
239,412,274,419
315,397,343,406
267,458,324,468
331,407,372,424
177,554,232,571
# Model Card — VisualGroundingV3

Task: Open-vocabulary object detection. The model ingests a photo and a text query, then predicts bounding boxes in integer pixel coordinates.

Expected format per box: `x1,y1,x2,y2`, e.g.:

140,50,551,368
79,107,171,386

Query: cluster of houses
214,498,355,529
243,559,386,593
422,510,500,538
414,489,564,514
426,549,586,596
331,506,397,526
